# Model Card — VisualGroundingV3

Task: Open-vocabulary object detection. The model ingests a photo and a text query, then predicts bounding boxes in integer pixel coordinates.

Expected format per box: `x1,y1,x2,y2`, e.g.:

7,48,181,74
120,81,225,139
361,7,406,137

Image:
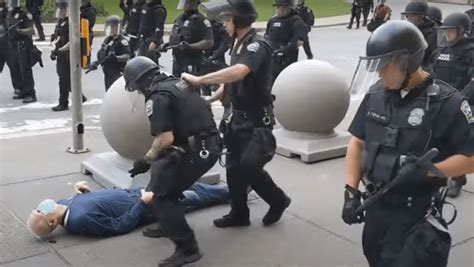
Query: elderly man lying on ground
27,181,229,238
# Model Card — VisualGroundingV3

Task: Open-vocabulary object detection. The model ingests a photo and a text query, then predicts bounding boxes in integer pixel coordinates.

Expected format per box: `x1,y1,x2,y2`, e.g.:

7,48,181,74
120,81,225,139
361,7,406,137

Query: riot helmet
202,0,257,29
81,0,90,6
427,6,442,26
401,1,428,26
55,0,68,19
274,0,291,6
177,0,199,11
437,12,471,47
124,56,160,93
7,0,21,8
350,21,427,94
105,15,121,36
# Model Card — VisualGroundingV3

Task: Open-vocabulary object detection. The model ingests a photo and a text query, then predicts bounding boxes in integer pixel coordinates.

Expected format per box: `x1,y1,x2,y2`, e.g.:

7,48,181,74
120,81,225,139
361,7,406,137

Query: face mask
36,199,57,215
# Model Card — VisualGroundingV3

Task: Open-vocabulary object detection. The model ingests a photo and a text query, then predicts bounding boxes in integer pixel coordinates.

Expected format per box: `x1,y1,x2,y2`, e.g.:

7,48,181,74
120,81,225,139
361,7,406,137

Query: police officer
361,0,374,27
80,0,96,46
162,0,213,78
0,0,10,81
50,0,86,111
433,12,474,197
89,15,132,90
119,0,133,27
183,0,291,229
347,0,363,29
265,0,307,84
124,0,145,55
401,1,437,68
201,18,231,96
427,6,443,27
26,0,44,41
295,0,314,59
123,56,220,266
343,20,474,267
137,0,166,63
466,8,474,37
7,0,37,103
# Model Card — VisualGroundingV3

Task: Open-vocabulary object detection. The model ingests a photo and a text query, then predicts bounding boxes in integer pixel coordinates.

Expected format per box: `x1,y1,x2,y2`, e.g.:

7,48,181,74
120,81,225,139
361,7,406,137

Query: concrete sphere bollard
273,60,350,134
100,77,152,160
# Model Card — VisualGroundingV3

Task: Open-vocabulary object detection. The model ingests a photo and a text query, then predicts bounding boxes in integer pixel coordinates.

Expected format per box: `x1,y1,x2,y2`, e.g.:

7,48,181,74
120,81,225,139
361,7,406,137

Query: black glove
50,50,58,61
107,51,116,60
128,158,151,178
178,41,192,51
341,185,364,225
158,43,169,52
393,158,429,189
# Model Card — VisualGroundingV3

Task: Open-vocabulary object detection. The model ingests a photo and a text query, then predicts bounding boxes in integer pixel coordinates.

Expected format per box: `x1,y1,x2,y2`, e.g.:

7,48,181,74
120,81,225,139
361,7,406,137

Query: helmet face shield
437,27,458,47
202,0,234,21
349,52,409,95
105,24,120,36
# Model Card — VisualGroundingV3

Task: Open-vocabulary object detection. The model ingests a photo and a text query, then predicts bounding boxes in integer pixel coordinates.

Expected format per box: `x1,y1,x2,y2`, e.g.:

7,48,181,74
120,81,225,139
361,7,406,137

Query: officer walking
80,0,96,46
401,1,437,68
427,6,443,27
433,12,474,197
137,0,166,63
0,0,12,89
347,0,362,29
119,0,133,27
124,0,145,55
361,0,373,27
265,0,307,84
89,15,132,90
26,0,44,41
6,0,37,103
183,0,291,229
344,20,474,266
50,0,86,111
294,0,314,59
123,56,220,266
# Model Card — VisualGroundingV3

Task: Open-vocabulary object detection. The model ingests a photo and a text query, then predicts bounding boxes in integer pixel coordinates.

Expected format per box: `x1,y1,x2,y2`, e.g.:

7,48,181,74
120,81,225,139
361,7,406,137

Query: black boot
158,235,202,267
22,95,37,103
52,104,68,111
213,212,250,228
143,222,165,238
262,195,291,226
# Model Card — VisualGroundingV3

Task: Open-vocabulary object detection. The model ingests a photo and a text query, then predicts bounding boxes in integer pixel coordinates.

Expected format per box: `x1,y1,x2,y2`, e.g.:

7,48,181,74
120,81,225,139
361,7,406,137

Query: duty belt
229,107,272,126
187,132,218,159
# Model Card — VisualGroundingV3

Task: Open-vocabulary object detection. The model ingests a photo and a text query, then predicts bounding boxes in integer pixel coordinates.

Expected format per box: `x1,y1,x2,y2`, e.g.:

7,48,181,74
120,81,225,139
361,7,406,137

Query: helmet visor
437,27,458,47
349,52,409,95
105,24,120,36
202,0,234,22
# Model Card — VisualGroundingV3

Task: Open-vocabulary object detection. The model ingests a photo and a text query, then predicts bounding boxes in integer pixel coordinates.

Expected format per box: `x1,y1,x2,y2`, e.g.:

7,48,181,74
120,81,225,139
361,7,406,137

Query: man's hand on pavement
74,181,92,194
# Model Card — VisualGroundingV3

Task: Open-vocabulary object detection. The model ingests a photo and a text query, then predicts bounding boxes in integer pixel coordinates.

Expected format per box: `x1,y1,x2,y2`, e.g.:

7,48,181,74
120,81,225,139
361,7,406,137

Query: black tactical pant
223,110,286,219
148,135,219,248
363,197,451,267
348,7,362,28
362,6,371,26
9,41,35,97
31,11,45,40
103,66,122,91
1,38,20,93
172,55,201,78
56,53,71,106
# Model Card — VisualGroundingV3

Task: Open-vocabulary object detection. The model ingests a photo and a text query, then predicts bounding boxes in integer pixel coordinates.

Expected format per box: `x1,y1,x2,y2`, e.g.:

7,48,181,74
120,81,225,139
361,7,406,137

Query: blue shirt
57,188,152,237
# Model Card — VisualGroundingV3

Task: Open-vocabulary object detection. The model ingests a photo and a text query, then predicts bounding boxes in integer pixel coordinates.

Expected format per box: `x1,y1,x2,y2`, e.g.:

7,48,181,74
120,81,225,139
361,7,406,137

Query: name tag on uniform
367,110,389,124
184,20,189,27
437,54,450,61
273,22,282,27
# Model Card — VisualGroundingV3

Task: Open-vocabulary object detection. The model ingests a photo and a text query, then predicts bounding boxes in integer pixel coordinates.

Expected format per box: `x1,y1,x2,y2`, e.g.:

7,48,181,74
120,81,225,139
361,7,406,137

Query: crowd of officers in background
0,0,315,110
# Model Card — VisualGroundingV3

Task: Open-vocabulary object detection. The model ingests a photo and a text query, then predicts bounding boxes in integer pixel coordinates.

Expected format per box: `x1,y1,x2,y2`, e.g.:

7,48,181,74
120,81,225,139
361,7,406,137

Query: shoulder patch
203,19,211,28
246,42,260,53
26,13,33,20
121,39,129,46
460,100,474,124
146,100,153,117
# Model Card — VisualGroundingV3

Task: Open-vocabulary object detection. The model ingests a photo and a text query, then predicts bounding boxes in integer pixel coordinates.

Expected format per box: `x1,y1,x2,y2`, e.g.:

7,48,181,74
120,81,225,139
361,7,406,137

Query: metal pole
67,0,89,154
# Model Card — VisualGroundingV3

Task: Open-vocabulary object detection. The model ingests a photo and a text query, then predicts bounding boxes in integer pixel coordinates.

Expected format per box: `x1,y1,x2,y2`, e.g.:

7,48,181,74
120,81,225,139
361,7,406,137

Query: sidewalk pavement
38,14,351,38
0,110,473,266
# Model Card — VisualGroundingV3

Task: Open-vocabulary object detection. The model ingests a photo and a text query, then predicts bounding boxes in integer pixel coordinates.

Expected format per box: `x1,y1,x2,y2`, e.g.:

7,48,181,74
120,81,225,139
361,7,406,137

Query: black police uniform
26,0,45,40
467,9,474,38
417,18,437,68
52,17,71,108
265,10,307,83
169,10,213,77
296,3,314,59
80,3,96,46
125,0,145,54
119,0,133,27
145,73,219,254
0,3,10,79
348,0,363,29
97,36,132,90
223,29,288,222
7,7,36,100
201,19,231,96
349,77,474,266
137,1,166,63
361,0,374,27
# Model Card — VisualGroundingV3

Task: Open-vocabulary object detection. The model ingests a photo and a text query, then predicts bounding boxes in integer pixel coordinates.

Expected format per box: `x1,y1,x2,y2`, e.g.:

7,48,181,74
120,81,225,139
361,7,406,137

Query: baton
85,54,112,74
355,148,442,215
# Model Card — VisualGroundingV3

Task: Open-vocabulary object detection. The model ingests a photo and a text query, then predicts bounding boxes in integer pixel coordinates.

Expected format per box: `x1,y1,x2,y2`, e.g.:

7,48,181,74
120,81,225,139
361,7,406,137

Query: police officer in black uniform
433,12,474,198
343,20,474,267
7,0,37,103
50,0,86,111
162,0,213,78
265,0,307,84
123,56,220,267
427,5,443,28
401,1,437,68
136,0,166,63
295,0,314,59
466,8,474,37
26,0,44,41
201,18,231,96
89,15,132,90
0,0,10,81
347,0,363,29
80,0,96,46
183,0,291,229
361,0,374,27
124,0,145,55
119,0,133,27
